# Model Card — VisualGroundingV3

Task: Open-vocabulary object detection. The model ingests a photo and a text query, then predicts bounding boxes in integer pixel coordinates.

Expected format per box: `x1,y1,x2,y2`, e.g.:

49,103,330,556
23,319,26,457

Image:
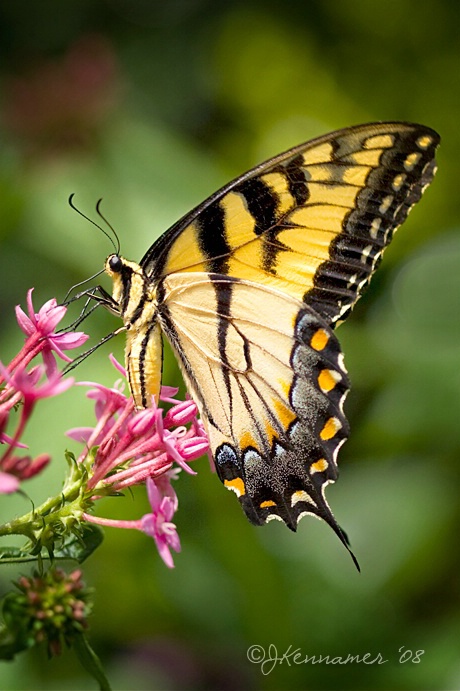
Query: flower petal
0,471,20,494
66,426,95,443
155,537,176,569
54,331,89,350
37,299,66,332
15,304,35,336
146,476,162,512
109,354,126,376
26,289,36,322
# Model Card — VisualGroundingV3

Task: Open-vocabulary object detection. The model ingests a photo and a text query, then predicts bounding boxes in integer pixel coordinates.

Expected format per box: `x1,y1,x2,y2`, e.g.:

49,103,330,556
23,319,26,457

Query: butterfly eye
108,254,123,273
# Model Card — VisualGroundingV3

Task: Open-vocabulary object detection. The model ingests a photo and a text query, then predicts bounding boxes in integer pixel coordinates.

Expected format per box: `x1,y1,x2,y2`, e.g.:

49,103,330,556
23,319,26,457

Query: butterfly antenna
68,193,119,254
95,198,121,255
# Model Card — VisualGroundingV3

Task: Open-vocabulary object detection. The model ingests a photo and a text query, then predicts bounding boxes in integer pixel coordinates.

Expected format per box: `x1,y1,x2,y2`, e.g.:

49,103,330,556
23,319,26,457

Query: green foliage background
0,1,459,689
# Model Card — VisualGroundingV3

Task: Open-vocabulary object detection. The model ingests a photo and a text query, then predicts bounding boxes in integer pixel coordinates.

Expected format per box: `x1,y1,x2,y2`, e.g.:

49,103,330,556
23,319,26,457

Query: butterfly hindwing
142,122,440,326
157,272,351,543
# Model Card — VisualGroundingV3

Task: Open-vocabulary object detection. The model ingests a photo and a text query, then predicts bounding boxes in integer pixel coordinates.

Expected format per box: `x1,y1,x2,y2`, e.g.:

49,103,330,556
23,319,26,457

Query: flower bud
164,400,198,427
177,437,210,461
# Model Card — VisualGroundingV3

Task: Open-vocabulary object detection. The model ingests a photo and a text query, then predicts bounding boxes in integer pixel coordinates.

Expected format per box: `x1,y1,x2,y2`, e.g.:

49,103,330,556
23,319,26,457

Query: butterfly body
103,122,440,565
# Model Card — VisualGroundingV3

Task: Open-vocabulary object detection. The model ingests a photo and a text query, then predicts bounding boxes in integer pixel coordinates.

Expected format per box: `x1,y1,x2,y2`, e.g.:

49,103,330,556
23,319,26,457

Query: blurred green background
0,1,459,689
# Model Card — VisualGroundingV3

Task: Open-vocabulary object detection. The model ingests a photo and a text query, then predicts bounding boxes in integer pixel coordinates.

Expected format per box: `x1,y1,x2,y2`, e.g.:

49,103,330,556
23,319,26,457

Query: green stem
0,474,84,540
0,453,113,558
73,632,112,691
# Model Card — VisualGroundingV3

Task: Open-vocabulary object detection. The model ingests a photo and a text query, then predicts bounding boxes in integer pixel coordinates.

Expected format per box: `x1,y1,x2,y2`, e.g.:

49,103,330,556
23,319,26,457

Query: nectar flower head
14,289,88,376
75,357,209,567
0,289,88,494
73,369,207,490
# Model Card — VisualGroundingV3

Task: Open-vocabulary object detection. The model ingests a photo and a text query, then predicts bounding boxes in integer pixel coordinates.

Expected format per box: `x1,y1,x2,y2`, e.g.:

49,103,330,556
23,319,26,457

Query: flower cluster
70,359,208,568
0,289,209,568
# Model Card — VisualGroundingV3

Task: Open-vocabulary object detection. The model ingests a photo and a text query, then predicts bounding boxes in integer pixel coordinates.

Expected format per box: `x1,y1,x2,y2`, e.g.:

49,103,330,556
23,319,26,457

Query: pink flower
83,474,182,568
66,379,128,448
0,289,88,493
140,477,181,568
16,291,67,338
69,357,208,493
74,356,210,566
14,289,88,375
3,365,74,408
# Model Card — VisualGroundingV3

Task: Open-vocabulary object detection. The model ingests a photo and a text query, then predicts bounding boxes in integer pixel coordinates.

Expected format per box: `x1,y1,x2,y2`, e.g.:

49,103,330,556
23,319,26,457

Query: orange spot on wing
311,328,329,351
260,500,276,508
291,489,316,507
310,458,329,474
240,430,258,450
293,490,307,500
320,417,341,441
417,135,432,149
272,397,296,430
224,478,246,497
318,369,340,393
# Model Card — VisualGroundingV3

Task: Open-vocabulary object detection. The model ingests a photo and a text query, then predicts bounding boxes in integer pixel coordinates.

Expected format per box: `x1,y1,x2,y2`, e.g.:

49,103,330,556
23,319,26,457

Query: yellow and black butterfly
94,122,440,566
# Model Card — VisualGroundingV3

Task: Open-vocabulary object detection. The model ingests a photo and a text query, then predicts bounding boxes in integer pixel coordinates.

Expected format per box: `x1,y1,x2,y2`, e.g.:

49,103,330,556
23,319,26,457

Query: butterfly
97,122,440,567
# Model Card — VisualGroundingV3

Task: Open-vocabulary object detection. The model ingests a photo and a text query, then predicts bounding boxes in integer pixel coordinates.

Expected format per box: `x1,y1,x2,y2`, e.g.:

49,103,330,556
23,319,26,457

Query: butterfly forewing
141,122,440,326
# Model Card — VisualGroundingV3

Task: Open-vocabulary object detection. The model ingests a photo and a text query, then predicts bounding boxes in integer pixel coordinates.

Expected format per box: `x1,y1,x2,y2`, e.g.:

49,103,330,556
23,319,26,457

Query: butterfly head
104,253,151,323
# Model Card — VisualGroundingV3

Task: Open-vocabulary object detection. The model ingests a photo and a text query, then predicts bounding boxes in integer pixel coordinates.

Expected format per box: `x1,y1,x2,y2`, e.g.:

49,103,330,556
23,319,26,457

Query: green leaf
53,524,104,564
0,623,31,660
0,525,103,566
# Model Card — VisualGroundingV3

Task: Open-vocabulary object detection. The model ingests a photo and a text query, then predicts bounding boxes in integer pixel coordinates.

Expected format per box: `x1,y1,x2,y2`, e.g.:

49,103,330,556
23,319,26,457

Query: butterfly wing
143,122,440,325
158,271,355,556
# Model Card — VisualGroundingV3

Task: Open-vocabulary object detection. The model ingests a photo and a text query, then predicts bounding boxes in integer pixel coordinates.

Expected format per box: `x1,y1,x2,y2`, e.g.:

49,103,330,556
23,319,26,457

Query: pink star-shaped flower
140,477,181,569
15,289,88,374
